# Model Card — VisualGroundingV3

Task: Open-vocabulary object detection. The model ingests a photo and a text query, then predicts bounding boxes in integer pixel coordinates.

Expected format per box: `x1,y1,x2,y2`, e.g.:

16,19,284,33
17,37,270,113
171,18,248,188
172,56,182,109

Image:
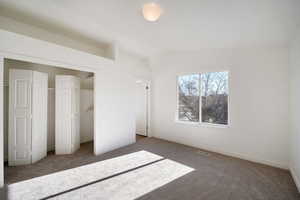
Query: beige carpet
2,138,300,200
6,151,193,200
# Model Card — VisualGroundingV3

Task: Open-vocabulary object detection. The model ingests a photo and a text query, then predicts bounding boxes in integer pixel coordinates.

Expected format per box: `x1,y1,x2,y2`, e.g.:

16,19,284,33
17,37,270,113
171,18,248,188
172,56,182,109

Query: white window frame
175,71,230,128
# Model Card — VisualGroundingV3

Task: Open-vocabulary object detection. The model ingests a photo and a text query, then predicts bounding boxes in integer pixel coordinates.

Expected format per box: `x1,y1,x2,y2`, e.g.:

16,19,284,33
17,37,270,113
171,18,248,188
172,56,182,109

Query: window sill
174,120,230,129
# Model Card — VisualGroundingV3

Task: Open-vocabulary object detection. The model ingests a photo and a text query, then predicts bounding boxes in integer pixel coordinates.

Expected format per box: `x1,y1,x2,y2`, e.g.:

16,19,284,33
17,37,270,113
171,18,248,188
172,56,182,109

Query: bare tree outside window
201,72,228,125
177,71,229,125
178,74,200,122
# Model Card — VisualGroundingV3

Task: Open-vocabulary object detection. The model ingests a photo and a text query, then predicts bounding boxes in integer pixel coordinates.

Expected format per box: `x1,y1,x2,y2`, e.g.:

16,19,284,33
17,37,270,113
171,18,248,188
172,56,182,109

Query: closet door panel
71,80,80,153
56,76,80,154
31,71,48,163
55,86,72,154
9,69,32,166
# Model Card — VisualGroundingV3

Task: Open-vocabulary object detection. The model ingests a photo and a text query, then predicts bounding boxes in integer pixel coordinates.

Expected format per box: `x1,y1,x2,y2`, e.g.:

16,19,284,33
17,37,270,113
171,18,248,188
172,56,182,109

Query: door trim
136,80,151,137
0,56,4,187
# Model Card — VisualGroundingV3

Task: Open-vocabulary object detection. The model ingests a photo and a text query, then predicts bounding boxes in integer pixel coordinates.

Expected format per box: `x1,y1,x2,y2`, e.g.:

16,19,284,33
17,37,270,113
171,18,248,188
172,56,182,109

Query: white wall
47,89,55,151
151,48,290,169
290,29,300,191
0,27,150,187
94,67,137,154
93,50,152,155
117,50,151,81
80,89,94,143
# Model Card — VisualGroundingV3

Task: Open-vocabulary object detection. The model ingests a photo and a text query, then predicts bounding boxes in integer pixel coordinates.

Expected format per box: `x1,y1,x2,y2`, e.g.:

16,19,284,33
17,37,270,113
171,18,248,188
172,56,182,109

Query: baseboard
290,166,300,193
153,136,288,170
46,140,93,153
136,134,148,137
209,147,288,170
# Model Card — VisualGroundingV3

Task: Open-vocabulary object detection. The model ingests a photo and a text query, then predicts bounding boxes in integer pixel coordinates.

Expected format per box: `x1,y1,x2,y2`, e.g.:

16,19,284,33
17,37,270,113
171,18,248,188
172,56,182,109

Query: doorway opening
135,80,150,142
3,58,95,184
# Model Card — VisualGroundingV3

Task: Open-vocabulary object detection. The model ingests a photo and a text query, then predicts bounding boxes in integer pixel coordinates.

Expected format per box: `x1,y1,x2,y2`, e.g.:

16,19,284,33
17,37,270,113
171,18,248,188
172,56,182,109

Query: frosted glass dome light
142,2,162,22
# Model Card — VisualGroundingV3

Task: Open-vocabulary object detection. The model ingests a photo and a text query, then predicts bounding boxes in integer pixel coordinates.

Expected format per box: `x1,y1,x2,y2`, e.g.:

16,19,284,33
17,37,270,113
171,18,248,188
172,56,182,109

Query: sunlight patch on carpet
6,151,194,200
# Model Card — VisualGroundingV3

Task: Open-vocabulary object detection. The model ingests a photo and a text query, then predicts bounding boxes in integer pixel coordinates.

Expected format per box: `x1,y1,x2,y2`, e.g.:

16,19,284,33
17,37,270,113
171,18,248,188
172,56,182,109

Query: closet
8,69,48,166
4,59,93,167
55,75,80,154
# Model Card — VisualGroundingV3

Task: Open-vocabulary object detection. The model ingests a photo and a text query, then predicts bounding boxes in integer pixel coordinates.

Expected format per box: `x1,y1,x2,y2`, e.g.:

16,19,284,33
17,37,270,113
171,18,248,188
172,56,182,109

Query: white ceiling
0,0,299,58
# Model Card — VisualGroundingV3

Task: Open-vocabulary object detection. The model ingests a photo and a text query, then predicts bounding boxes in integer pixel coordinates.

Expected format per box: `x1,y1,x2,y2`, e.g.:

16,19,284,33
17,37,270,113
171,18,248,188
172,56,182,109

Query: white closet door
9,69,32,166
71,78,80,153
31,71,48,163
55,77,71,154
56,76,80,154
136,83,148,136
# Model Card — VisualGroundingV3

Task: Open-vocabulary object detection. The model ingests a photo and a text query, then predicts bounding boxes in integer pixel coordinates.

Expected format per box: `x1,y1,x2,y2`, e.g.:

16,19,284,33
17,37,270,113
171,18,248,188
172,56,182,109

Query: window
177,71,229,126
178,74,200,122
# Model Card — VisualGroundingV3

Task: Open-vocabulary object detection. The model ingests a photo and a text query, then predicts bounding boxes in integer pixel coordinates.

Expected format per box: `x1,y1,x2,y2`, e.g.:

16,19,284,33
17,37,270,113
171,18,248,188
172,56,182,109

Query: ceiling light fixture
142,2,162,22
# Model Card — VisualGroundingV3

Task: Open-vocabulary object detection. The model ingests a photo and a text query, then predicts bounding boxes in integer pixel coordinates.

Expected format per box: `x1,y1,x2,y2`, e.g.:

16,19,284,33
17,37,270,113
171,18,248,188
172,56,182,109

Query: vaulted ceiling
0,0,299,58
